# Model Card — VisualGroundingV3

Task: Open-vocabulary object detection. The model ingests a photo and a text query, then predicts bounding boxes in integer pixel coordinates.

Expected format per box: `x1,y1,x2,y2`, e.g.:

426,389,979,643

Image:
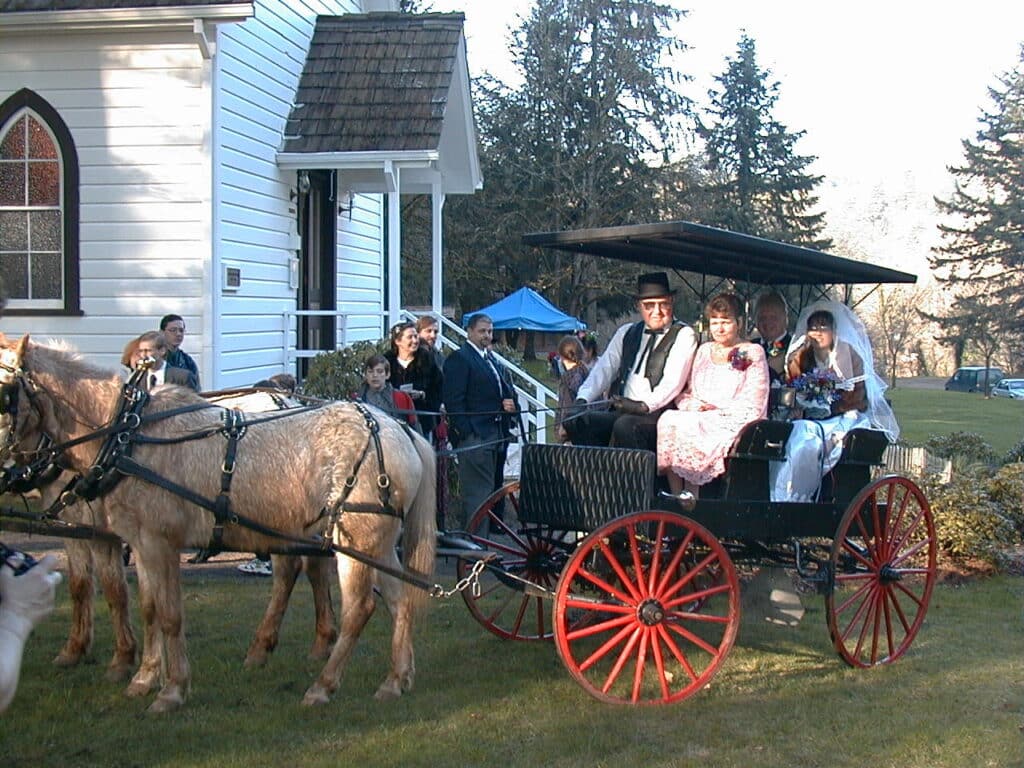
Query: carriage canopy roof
522,221,917,286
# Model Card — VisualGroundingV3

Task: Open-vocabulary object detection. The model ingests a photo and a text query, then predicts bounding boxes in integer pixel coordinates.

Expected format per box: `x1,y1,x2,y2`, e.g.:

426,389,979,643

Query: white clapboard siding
213,0,378,387
3,1,386,389
0,30,209,377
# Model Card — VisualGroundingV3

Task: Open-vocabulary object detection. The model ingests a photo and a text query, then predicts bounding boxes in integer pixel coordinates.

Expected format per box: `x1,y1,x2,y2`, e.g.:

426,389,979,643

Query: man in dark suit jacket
751,290,792,385
134,331,200,391
442,313,517,527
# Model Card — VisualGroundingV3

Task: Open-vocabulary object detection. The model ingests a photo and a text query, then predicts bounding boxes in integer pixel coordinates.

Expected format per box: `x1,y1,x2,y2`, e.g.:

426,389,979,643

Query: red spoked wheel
553,511,739,705
827,475,936,668
457,482,578,641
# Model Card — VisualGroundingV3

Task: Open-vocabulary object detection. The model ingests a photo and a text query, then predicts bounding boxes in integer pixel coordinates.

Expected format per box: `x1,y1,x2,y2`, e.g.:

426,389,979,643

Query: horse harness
2,364,404,560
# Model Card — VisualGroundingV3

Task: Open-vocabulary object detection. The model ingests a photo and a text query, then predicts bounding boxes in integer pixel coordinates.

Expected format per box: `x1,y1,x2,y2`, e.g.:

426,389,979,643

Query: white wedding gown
769,411,870,502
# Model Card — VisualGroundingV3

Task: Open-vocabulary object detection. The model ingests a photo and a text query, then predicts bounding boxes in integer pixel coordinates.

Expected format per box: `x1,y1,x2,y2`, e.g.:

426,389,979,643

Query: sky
429,1,1024,273
433,0,1023,187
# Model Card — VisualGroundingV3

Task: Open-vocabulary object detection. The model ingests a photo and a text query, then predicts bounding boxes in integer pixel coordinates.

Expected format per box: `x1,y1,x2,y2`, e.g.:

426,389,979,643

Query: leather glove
0,554,62,640
610,396,649,415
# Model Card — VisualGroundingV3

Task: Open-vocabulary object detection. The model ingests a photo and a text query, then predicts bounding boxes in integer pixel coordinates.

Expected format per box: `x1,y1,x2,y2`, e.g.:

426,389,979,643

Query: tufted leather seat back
517,443,656,531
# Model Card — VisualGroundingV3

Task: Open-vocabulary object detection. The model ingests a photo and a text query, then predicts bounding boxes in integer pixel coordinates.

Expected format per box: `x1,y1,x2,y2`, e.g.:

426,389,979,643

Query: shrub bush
922,470,1021,565
302,339,388,400
924,431,1000,472
1002,437,1024,465
986,462,1024,537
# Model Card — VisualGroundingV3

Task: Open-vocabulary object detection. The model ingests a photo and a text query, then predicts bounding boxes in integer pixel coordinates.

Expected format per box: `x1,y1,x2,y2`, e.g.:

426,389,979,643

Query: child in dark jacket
356,354,422,434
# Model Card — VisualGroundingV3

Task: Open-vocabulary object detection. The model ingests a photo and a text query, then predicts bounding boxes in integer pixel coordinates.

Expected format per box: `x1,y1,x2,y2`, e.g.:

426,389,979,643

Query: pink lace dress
657,342,769,486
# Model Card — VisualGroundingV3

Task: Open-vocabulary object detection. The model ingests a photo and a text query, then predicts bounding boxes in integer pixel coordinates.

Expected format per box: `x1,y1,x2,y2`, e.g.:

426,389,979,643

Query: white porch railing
405,310,558,446
281,309,389,367
281,308,559,444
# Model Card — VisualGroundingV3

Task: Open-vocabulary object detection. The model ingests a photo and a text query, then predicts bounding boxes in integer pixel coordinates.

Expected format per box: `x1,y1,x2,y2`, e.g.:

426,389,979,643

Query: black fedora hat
635,272,676,299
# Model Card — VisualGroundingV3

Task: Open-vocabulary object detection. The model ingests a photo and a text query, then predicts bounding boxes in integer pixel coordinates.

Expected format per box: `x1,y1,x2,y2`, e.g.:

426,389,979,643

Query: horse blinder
0,380,18,418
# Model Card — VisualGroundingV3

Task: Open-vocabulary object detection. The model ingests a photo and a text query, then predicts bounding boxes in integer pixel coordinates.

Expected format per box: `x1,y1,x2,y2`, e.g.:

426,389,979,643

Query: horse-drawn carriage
0,221,934,710
451,221,934,704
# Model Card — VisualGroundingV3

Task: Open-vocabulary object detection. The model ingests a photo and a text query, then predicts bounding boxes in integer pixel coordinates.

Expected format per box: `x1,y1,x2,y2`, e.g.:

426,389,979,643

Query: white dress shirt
577,322,697,412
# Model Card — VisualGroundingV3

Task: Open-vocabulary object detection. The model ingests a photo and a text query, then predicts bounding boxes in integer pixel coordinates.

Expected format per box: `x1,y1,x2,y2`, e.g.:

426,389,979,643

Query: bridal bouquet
788,369,842,418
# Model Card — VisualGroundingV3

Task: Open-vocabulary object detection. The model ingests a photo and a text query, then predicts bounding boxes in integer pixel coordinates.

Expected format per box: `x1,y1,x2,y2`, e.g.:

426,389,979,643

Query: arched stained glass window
0,89,80,314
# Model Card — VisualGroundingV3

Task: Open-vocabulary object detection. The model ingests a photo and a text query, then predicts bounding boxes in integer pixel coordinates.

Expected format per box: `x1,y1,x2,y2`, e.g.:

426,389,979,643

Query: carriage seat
824,427,891,505
706,419,793,501
516,443,656,532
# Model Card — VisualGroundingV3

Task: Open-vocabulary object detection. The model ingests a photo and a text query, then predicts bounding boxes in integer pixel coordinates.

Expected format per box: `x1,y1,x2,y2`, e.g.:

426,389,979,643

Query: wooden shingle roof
282,12,467,154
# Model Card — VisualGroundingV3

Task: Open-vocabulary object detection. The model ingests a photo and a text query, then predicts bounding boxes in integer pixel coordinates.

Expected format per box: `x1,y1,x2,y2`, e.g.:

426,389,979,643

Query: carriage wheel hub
638,599,664,626
879,564,901,583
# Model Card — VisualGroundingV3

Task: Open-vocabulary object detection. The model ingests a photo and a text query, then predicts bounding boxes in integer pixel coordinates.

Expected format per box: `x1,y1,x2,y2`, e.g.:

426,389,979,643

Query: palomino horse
0,466,138,682
14,386,339,681
0,334,436,712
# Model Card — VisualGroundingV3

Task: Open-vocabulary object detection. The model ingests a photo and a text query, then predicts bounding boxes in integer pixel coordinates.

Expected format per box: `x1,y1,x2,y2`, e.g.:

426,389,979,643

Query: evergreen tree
398,0,432,13
698,34,830,249
930,45,1024,340
439,0,692,319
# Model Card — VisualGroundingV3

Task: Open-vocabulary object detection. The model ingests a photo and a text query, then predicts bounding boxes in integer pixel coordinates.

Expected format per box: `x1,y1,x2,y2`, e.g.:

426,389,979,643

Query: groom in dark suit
751,291,792,385
442,313,518,526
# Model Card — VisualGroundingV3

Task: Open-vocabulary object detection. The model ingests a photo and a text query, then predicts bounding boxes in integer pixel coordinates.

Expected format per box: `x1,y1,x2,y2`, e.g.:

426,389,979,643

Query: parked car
991,378,1024,399
944,366,1005,393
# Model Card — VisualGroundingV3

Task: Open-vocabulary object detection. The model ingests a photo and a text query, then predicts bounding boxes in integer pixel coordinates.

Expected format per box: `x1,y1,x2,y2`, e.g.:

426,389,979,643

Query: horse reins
1,358,437,590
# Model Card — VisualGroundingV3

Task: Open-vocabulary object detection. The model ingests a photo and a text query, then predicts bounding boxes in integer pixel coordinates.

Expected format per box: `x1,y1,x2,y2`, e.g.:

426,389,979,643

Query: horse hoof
147,694,183,714
307,643,332,662
105,661,134,683
243,652,268,669
53,651,84,668
373,682,402,701
301,687,330,707
124,679,157,698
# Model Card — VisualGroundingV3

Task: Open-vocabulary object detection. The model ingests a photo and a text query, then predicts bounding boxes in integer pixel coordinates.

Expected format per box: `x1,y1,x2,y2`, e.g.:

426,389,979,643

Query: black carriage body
452,221,938,704
514,422,891,544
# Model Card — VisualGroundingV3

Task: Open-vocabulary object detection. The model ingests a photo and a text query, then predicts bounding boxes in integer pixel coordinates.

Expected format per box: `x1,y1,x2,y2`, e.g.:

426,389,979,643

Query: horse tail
402,429,437,613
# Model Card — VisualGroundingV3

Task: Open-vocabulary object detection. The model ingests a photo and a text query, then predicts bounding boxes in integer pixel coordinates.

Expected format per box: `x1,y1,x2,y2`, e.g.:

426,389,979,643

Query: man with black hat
565,272,697,450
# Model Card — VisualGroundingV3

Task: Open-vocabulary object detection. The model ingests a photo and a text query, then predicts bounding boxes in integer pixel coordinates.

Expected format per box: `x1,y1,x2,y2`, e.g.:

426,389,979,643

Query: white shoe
237,557,272,576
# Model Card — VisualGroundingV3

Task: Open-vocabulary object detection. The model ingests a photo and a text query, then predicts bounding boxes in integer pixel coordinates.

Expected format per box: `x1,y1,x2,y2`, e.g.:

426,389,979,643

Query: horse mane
22,334,121,384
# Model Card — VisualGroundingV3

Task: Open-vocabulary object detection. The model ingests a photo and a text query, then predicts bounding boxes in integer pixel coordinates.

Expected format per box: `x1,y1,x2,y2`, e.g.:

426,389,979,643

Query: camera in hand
0,543,38,576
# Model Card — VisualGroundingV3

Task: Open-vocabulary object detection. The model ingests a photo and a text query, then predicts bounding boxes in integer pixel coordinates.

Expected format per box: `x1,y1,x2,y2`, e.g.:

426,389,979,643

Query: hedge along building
0,1,481,387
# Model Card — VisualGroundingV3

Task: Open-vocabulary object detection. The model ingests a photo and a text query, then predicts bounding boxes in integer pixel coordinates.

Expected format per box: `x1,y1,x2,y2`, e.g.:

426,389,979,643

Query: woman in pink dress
658,292,769,495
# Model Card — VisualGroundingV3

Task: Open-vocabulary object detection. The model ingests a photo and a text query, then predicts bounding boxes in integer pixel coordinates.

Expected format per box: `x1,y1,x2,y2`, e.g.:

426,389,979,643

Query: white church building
0,0,481,387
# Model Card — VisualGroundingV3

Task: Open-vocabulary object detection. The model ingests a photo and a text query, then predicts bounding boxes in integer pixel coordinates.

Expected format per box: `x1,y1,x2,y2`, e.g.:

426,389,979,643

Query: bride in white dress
770,300,899,502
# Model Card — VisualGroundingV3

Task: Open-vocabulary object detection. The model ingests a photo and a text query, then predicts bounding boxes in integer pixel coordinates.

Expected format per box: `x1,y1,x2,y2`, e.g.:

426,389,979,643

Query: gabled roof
277,12,481,195
283,13,464,154
523,221,917,287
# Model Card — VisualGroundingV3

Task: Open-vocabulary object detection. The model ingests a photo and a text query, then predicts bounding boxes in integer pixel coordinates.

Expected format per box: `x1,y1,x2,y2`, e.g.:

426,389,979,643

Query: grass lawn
888,388,1024,455
4,568,1021,768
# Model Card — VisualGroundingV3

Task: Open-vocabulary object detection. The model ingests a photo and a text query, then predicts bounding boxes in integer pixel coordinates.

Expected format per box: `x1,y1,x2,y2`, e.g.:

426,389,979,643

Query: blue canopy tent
464,287,586,332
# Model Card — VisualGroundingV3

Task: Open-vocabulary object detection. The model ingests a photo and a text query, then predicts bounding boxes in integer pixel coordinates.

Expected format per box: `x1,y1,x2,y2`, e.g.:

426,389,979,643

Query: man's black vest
612,321,686,397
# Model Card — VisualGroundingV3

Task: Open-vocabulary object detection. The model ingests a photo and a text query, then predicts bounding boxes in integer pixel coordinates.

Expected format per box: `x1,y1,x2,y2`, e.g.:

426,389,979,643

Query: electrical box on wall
222,265,242,292
289,257,299,290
